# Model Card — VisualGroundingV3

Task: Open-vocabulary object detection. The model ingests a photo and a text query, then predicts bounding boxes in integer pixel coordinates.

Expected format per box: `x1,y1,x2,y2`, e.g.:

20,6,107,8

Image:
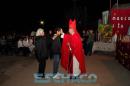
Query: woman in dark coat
34,28,48,79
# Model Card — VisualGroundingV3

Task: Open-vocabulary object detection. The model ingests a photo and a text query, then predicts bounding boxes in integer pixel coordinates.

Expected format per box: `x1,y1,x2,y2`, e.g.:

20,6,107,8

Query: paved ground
0,54,130,86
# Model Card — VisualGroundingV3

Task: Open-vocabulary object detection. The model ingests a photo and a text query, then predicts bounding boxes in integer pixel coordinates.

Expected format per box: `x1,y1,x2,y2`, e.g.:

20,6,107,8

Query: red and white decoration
110,8,130,35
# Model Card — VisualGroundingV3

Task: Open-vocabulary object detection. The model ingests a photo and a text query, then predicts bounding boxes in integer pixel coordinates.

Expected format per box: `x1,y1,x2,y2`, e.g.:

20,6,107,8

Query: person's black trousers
38,59,46,77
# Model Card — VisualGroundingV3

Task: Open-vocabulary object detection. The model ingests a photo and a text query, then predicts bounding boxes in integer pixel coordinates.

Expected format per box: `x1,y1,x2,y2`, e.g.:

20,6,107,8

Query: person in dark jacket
47,30,53,60
34,28,48,79
52,28,61,79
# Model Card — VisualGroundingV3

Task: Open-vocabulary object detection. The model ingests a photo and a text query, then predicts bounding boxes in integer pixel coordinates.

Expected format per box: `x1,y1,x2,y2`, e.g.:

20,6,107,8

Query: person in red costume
60,32,70,71
61,19,86,78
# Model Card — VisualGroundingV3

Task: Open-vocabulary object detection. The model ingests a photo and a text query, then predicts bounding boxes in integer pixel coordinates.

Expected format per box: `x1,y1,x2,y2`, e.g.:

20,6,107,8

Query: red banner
110,8,130,35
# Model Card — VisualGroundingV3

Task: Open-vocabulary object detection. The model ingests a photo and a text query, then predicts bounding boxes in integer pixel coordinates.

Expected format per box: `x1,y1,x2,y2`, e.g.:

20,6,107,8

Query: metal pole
110,0,111,10
117,0,119,9
109,0,112,24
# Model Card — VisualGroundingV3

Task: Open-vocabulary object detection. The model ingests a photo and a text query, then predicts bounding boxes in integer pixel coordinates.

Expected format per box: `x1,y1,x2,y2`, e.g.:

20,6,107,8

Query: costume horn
69,19,77,32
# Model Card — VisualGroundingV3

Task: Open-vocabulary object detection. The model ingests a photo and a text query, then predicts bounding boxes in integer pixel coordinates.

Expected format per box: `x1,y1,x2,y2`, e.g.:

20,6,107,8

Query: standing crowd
0,19,95,80
34,19,90,79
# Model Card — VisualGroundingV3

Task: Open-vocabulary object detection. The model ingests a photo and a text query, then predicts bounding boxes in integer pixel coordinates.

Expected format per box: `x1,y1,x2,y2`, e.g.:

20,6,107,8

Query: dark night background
0,0,130,32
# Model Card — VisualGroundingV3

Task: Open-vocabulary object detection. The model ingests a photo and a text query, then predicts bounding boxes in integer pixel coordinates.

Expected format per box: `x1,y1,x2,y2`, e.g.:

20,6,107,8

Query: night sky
0,0,130,32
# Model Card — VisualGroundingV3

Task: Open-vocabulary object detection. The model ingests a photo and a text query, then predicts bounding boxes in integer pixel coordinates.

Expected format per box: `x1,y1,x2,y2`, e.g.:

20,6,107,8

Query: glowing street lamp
40,20,44,25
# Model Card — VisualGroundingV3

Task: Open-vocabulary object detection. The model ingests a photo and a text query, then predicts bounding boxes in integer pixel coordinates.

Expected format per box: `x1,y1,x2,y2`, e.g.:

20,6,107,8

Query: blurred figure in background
87,30,94,56
81,29,88,56
0,36,7,55
22,37,30,56
47,30,53,60
28,37,35,56
17,37,24,55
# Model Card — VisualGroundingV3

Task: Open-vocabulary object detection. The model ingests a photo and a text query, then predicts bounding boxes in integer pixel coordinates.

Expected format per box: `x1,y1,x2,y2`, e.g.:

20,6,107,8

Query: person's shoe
33,73,43,78
52,73,60,79
34,75,42,79
45,75,50,79
52,74,58,79
72,76,79,79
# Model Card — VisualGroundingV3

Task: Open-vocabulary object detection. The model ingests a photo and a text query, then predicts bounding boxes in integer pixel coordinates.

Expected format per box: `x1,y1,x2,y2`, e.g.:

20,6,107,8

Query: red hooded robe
69,19,86,74
61,19,86,74
61,34,71,71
